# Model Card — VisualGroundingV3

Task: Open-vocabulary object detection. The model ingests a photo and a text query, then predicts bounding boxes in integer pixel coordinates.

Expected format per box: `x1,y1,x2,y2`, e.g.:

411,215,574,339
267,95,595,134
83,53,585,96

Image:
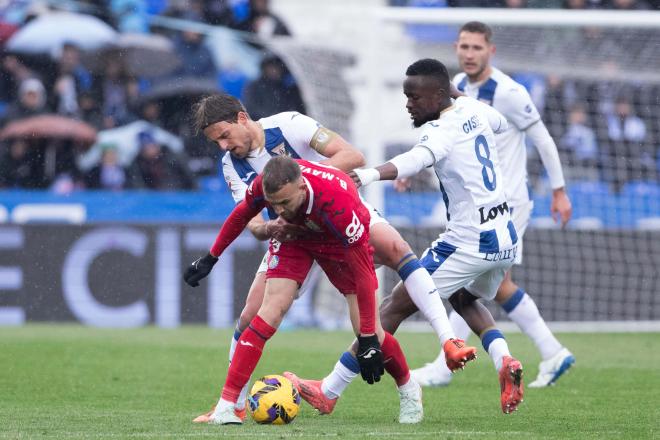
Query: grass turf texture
1,326,658,439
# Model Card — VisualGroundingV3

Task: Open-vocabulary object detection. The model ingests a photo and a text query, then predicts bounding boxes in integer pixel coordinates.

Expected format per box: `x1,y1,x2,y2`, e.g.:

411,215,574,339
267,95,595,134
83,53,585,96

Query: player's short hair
406,58,450,92
459,21,493,43
262,156,301,194
191,94,249,134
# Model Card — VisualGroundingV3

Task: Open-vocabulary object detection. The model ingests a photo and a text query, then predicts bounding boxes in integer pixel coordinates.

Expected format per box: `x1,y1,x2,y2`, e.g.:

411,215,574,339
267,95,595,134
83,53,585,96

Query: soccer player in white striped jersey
410,21,575,388
287,59,525,415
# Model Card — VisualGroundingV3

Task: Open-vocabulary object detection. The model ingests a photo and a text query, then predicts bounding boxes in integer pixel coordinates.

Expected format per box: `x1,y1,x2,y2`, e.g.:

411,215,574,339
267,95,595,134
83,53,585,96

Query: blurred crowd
0,0,305,192
1,0,659,195
391,0,660,9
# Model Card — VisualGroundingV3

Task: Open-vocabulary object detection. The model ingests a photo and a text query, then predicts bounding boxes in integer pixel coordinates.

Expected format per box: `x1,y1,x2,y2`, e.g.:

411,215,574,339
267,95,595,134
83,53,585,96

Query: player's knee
495,279,518,303
379,238,414,269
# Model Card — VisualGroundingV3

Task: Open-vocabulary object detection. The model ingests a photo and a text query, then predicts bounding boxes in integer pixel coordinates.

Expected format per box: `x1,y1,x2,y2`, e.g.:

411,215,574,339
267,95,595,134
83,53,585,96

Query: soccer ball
248,374,301,424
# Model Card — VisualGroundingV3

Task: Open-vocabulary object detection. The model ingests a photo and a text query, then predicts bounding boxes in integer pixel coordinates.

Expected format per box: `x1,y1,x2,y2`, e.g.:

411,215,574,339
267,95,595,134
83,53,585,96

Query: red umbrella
0,21,18,46
0,114,97,147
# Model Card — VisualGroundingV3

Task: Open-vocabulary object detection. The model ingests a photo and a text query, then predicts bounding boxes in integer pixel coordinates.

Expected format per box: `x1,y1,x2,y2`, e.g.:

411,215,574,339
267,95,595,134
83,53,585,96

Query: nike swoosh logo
363,349,377,359
241,172,256,182
239,340,254,347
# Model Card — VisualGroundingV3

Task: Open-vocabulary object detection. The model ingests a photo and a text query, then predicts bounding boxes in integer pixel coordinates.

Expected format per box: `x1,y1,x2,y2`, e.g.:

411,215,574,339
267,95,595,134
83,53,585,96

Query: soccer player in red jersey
184,156,421,425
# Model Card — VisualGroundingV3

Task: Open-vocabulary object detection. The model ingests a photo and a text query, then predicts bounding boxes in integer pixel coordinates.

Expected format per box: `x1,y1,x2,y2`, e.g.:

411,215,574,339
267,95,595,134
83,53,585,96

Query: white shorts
510,200,533,265
254,201,389,298
419,239,518,300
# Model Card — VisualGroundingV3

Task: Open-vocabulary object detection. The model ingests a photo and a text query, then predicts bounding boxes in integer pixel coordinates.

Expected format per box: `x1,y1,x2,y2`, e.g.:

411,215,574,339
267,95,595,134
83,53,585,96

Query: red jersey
209,159,377,333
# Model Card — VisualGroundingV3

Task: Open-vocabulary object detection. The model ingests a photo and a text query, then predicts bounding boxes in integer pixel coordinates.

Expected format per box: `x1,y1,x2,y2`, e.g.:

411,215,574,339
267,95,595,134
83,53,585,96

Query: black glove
183,253,218,287
356,334,384,385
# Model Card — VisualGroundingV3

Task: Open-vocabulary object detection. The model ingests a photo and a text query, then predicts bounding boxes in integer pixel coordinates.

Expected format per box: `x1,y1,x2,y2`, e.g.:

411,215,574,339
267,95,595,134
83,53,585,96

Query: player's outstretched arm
525,121,572,228
349,147,434,188
183,200,259,287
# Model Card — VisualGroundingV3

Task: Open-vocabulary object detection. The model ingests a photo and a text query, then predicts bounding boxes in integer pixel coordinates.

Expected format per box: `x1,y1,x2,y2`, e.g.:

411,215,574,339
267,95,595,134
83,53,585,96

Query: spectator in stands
604,95,654,187
236,0,291,37
171,16,217,79
139,101,164,127
77,91,104,129
52,43,92,117
84,144,127,190
110,0,150,33
1,53,36,110
127,131,196,190
560,104,600,178
0,139,44,188
242,55,305,120
1,78,48,125
94,57,139,129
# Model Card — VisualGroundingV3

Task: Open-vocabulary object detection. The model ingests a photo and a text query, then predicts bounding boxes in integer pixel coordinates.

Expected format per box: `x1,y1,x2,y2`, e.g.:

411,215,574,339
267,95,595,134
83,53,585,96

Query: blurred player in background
288,59,524,415
410,21,575,388
187,94,472,424
183,157,420,425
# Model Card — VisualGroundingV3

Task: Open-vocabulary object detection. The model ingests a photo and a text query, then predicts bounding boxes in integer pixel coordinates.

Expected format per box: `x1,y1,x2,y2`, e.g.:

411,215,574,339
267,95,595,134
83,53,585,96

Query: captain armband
310,127,338,154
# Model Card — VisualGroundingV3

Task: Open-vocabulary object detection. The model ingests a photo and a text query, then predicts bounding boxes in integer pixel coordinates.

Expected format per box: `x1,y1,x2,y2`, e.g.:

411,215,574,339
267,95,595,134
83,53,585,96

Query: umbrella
83,33,182,77
6,12,118,55
0,21,18,45
137,76,219,104
0,114,97,146
77,120,184,171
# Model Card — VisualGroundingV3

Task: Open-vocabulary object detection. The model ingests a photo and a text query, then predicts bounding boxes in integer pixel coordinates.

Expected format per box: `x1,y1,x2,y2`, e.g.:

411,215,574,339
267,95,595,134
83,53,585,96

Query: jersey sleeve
415,123,453,163
472,98,509,134
209,176,265,257
278,112,323,151
496,84,541,131
222,155,248,203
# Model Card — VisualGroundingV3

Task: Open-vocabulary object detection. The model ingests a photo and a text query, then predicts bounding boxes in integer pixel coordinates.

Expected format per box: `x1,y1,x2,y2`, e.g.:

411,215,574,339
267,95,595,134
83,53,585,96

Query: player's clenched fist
183,253,218,287
356,334,384,385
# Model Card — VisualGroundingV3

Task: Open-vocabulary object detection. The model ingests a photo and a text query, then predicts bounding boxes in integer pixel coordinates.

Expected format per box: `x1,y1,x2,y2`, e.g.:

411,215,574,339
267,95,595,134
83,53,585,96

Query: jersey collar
302,176,314,214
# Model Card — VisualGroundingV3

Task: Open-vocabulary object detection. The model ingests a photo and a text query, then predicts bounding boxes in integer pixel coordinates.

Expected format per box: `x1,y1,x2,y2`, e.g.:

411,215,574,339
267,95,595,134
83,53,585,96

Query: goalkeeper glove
183,253,218,287
356,334,384,385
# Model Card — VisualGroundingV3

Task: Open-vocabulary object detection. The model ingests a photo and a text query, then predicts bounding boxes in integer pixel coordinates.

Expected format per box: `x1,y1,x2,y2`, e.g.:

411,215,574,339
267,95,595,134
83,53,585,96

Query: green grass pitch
1,325,658,439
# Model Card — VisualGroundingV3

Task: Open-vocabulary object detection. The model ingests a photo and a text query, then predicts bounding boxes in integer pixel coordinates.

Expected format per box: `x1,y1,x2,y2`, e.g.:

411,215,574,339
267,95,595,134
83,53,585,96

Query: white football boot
528,347,575,388
410,357,452,387
398,379,423,424
210,404,243,425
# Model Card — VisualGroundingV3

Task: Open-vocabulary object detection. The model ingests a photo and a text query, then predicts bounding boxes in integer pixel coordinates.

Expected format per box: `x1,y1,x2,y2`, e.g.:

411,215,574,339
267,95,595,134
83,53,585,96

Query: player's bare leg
370,223,476,365
495,271,574,387
210,278,298,425
449,288,524,414
193,272,267,423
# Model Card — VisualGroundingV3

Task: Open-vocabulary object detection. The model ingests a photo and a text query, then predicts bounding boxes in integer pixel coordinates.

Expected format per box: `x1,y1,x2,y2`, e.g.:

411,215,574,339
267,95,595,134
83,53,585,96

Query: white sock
506,292,562,360
403,267,455,344
235,382,249,410
321,352,359,399
487,338,510,371
448,309,472,341
228,329,240,361
397,377,417,394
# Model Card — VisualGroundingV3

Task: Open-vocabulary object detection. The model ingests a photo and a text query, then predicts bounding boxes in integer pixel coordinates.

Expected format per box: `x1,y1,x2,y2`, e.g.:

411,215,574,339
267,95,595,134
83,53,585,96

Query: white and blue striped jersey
415,96,518,254
453,68,541,206
222,112,325,204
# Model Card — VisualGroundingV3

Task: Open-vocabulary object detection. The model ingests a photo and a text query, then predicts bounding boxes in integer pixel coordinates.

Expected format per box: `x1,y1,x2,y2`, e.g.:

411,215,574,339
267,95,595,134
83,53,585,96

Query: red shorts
265,240,378,295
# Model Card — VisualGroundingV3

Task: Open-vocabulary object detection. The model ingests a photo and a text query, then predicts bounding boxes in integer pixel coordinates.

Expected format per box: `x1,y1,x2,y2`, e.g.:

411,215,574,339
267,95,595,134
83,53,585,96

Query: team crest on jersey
304,219,322,232
271,143,290,157
268,255,279,269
